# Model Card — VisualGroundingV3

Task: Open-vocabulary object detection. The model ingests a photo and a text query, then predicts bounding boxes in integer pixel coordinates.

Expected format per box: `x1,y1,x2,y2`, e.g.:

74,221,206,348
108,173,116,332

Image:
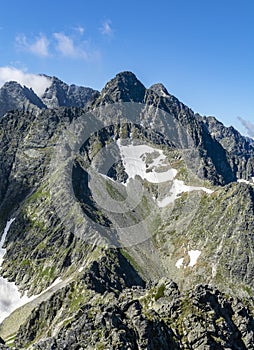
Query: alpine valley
0,71,254,349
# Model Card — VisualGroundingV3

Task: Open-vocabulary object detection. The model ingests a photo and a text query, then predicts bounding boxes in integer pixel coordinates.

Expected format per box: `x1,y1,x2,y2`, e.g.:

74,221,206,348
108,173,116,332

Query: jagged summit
0,81,46,117
41,75,96,109
100,71,146,103
0,76,96,117
149,83,170,97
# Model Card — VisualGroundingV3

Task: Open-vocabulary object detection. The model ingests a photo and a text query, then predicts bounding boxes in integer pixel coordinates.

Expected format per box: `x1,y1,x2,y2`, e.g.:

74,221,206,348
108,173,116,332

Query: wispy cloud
75,26,85,35
53,32,88,59
0,67,51,97
100,20,113,36
238,117,254,138
14,28,100,61
16,34,49,57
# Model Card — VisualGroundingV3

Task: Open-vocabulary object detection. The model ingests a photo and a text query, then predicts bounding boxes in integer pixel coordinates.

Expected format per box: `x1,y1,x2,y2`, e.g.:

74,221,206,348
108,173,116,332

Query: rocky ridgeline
3,273,254,349
0,72,254,349
197,115,254,180
0,76,96,118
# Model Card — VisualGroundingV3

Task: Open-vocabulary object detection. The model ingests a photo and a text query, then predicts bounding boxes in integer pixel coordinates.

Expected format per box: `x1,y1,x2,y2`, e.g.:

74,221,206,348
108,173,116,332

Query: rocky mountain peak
0,76,96,117
149,83,170,97
0,81,46,117
100,71,146,103
41,76,96,109
1,80,22,91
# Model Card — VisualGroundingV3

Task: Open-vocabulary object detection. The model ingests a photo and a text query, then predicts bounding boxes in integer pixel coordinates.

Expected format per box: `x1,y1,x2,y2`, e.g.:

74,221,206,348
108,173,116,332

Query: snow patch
38,278,62,295
237,179,254,185
175,258,184,269
117,141,177,184
158,179,213,208
116,141,213,206
188,250,201,267
0,218,15,266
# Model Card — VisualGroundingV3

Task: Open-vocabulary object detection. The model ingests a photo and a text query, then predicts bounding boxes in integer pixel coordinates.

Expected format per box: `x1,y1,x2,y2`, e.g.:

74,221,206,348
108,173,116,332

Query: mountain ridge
0,76,97,118
0,71,254,349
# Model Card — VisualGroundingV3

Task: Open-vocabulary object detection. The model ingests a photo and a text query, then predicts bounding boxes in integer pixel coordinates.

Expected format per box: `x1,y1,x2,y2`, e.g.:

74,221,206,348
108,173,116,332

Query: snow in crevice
0,218,15,266
36,278,62,296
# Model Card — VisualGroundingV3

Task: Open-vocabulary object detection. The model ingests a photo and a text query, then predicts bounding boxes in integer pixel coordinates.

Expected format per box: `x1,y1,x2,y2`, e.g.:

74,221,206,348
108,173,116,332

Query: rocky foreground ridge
0,72,254,349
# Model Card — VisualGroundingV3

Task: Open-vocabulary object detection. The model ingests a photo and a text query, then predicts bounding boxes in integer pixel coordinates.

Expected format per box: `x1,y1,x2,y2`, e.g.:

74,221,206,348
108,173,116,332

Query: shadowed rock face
1,71,254,349
197,114,254,180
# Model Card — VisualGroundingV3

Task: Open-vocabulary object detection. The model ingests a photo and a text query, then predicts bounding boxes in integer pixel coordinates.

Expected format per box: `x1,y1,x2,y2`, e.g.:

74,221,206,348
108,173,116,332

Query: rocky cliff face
41,76,96,109
197,115,254,180
0,72,254,349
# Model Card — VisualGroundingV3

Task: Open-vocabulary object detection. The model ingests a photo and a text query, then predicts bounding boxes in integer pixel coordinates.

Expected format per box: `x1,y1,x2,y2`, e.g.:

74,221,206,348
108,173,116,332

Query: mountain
0,81,46,117
0,71,254,349
197,114,254,180
41,75,96,109
0,77,97,118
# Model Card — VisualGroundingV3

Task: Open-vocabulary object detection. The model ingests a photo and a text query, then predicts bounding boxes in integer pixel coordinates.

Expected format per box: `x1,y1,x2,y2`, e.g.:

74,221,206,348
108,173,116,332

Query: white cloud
0,67,51,97
16,34,49,57
100,20,113,36
75,26,85,35
14,30,99,62
53,32,88,59
238,117,254,138
30,36,49,57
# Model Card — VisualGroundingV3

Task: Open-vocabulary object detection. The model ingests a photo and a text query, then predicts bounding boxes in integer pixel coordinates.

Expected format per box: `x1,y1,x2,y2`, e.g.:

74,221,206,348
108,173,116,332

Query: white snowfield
0,219,62,323
117,142,213,207
157,179,213,208
175,250,201,269
117,142,177,184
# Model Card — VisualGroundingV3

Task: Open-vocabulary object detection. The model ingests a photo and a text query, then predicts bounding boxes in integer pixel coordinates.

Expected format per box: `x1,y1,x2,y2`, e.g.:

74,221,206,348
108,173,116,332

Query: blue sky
0,0,253,135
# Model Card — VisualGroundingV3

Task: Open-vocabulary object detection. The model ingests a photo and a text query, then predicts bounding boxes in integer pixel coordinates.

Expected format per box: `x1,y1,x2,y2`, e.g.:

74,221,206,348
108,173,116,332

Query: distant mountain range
0,71,254,349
